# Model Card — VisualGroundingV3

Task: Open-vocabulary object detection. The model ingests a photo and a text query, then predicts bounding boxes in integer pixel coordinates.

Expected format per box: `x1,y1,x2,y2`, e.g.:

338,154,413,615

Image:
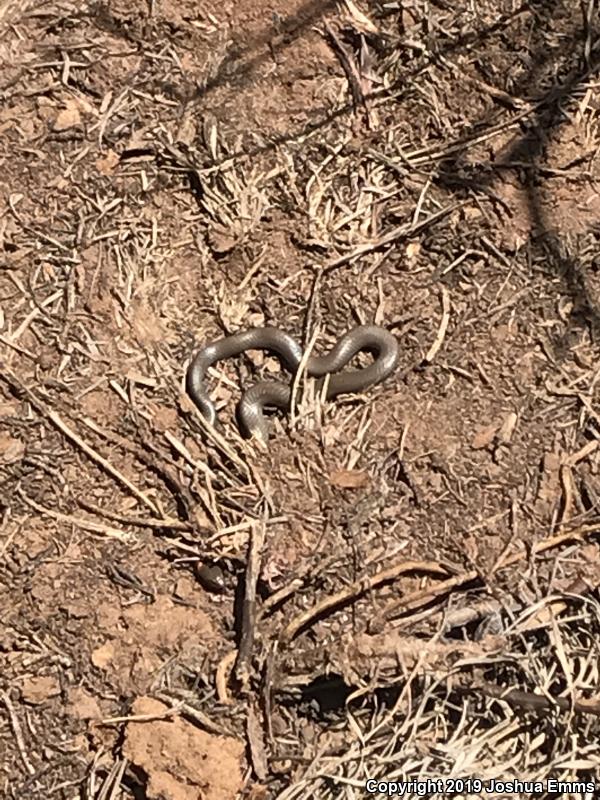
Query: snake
186,325,399,442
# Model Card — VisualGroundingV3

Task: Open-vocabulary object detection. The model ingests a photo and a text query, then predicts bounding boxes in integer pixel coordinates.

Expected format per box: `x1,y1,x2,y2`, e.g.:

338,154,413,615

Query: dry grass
2,0,600,798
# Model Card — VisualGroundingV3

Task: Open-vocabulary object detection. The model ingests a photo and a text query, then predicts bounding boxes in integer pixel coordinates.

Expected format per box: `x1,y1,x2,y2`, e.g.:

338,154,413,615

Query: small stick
259,553,341,618
1,690,36,775
163,429,218,480
246,702,269,781
76,498,192,531
48,409,159,513
290,326,320,429
0,333,36,359
8,288,62,343
559,464,576,526
80,416,198,522
0,369,158,514
564,439,600,467
98,705,182,725
380,571,479,627
323,19,365,110
381,523,599,623
206,515,287,543
181,393,251,478
323,201,467,272
280,560,453,644
423,286,451,363
18,490,130,540
475,683,600,717
235,518,266,689
153,691,232,736
96,757,127,800
215,650,237,705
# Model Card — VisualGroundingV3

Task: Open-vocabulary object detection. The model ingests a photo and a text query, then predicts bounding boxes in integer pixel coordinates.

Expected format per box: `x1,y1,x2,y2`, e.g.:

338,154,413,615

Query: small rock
498,411,518,444
21,675,60,705
329,469,370,489
91,642,115,669
471,422,498,450
96,149,119,175
0,434,25,464
54,100,81,131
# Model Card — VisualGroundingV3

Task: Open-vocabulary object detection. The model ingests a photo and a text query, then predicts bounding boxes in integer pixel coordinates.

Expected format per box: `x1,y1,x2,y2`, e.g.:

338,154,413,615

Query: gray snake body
186,325,399,442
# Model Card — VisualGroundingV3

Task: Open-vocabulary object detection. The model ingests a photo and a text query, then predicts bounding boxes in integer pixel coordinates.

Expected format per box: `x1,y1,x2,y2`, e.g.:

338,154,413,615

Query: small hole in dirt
120,764,149,800
281,673,354,721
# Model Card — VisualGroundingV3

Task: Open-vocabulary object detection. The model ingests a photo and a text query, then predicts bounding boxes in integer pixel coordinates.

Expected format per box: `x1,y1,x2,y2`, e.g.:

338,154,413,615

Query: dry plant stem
18,489,130,540
186,400,251,479
246,702,269,781
0,524,20,561
235,519,266,690
323,201,468,272
47,409,159,512
560,464,575,525
98,706,182,725
215,650,237,705
259,554,342,617
476,683,600,718
323,19,365,110
153,690,232,736
0,332,36,359
95,757,127,800
280,560,453,644
290,326,320,428
364,628,446,744
382,523,600,623
423,286,451,363
0,690,35,775
76,498,192,531
442,597,516,631
80,416,200,522
443,574,593,633
0,369,158,513
163,429,218,481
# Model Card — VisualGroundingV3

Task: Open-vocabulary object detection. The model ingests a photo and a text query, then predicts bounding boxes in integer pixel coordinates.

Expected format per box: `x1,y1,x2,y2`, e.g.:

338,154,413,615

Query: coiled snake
186,325,399,442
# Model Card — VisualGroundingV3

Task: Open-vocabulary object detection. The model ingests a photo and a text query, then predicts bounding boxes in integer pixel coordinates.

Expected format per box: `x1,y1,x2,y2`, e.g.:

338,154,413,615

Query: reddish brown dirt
2,0,600,797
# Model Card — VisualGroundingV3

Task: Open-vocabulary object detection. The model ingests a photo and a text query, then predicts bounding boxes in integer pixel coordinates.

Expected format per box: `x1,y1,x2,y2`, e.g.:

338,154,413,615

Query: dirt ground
2,0,600,798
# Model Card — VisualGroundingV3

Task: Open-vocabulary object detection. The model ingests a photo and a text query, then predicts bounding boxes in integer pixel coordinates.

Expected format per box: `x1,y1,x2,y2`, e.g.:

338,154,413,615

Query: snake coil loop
186,325,399,442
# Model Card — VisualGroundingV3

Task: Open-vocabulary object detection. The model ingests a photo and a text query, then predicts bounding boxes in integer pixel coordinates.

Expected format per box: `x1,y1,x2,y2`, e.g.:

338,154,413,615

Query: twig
1,690,36,775
48,409,159,513
290,326,320,430
18,489,130,540
181,393,252,479
95,757,127,800
423,286,451,363
97,705,182,725
323,201,467,272
246,701,269,781
80,416,199,523
215,650,237,705
154,690,232,736
381,522,600,624
235,517,266,689
76,498,192,532
280,560,453,644
323,19,365,110
0,369,158,514
259,554,341,618
475,682,600,717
